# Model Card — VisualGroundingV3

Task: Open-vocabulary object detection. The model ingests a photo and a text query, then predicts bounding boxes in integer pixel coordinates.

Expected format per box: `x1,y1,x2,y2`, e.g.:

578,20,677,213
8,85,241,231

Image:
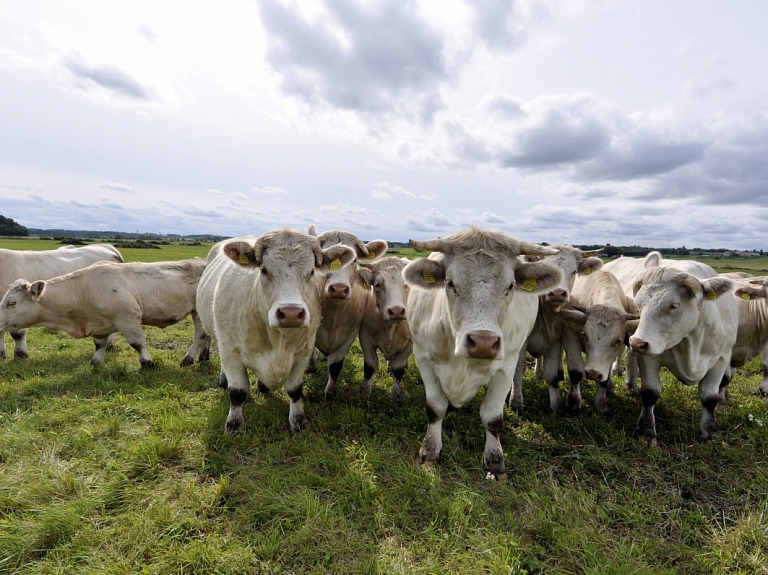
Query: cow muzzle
585,368,603,381
386,305,406,322
464,330,501,360
327,283,351,300
629,336,651,355
547,288,569,304
275,305,308,328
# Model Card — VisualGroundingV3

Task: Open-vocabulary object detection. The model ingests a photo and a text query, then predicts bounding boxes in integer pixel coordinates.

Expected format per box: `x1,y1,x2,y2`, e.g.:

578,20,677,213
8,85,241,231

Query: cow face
359,257,409,323
560,305,639,382
629,268,732,356
405,228,563,361
0,279,46,332
314,230,388,302
223,230,355,329
532,246,604,308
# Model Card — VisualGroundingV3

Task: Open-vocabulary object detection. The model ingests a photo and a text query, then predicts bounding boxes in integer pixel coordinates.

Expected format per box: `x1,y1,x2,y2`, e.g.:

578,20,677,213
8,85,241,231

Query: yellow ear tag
706,292,717,301
583,267,592,275
329,258,342,271
362,280,369,290
368,252,376,259
521,278,537,292
423,273,436,284
741,293,751,300
239,254,250,265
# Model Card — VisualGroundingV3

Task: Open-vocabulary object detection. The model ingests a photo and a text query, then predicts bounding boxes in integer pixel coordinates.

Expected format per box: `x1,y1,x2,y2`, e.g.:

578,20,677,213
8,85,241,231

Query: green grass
0,237,214,262
1,237,768,573
0,321,767,574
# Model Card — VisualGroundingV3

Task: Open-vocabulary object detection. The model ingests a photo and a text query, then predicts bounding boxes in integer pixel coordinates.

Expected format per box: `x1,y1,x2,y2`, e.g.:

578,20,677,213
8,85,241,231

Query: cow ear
362,240,388,261
514,260,563,295
701,277,733,302
28,280,46,301
632,277,644,296
559,308,587,329
578,256,604,275
644,251,663,268
224,241,259,267
356,268,373,290
403,258,446,289
682,275,704,308
734,284,766,301
319,245,356,271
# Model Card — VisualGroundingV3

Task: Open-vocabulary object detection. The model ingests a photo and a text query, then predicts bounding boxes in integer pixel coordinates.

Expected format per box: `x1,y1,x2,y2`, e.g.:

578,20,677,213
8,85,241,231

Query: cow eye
613,338,622,347
374,282,383,290
668,303,679,311
6,301,15,308
260,266,269,277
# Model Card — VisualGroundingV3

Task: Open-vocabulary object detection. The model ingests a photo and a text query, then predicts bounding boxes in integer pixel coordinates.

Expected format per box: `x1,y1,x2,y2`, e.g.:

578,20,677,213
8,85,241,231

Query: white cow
603,251,718,394
0,243,123,359
403,227,563,479
357,256,413,401
196,230,355,433
309,229,388,400
0,258,209,368
559,269,640,414
727,276,768,395
511,246,605,414
629,264,737,444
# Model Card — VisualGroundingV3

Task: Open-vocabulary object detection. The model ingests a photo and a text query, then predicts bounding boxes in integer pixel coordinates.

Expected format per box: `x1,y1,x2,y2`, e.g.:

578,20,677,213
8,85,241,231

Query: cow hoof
140,360,156,370
636,433,657,447
225,418,244,434
14,351,29,360
305,364,317,375
289,414,306,432
180,356,194,367
390,389,403,403
256,381,270,395
624,384,640,398
358,382,372,399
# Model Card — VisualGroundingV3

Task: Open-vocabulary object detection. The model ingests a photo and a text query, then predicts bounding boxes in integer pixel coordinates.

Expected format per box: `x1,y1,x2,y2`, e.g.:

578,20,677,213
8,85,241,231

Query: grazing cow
511,246,605,414
0,259,209,368
196,230,355,433
559,269,640,414
629,265,737,443
309,229,388,399
357,257,413,401
0,243,123,359
403,228,563,479
727,276,768,395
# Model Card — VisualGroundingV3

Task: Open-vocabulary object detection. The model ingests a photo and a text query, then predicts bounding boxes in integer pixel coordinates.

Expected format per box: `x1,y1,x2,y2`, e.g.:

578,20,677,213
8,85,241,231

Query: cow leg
509,347,528,411
700,357,728,441
306,347,318,374
625,347,640,397
180,312,209,366
594,378,611,415
759,346,768,396
416,364,448,467
112,319,154,369
284,359,310,431
358,332,379,399
11,329,29,360
323,345,351,400
221,355,250,434
481,377,512,480
0,331,6,360
104,332,116,352
562,328,584,415
718,366,732,407
387,346,412,403
634,355,662,445
91,336,113,366
542,345,567,415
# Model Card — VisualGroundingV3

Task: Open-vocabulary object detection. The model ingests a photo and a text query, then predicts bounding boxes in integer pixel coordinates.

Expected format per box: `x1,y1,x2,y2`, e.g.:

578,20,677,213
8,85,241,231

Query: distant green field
0,237,215,263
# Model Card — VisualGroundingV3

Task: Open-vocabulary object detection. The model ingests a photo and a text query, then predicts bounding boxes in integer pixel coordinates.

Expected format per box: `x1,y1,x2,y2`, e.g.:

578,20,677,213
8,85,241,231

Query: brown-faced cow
728,276,768,395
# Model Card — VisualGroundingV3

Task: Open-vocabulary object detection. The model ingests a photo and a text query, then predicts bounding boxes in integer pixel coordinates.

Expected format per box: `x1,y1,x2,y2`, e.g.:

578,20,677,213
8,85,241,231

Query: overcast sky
2,0,767,249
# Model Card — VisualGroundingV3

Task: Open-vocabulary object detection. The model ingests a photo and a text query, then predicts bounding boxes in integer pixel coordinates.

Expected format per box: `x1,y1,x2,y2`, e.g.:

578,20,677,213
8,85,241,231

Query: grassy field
0,237,767,573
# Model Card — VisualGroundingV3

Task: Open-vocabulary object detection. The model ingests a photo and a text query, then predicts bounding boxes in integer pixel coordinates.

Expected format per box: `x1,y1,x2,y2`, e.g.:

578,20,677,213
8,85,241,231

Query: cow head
560,304,640,382
733,276,768,301
0,279,46,332
404,227,563,360
358,256,410,323
529,246,604,309
313,230,388,302
629,268,733,356
222,230,355,329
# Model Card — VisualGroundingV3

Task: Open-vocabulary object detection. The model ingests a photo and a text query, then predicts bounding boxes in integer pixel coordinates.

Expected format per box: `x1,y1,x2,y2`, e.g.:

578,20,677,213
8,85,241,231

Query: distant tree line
0,215,29,236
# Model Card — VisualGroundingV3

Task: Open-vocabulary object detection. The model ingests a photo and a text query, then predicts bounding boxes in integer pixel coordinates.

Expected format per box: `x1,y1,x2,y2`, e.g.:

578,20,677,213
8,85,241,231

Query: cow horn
409,238,447,253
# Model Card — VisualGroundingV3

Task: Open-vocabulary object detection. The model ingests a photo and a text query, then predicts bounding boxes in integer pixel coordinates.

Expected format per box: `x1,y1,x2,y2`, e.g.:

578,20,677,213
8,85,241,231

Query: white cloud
101,181,137,194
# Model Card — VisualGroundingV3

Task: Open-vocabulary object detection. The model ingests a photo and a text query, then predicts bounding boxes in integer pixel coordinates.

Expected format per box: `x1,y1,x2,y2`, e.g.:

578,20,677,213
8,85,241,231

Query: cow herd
1,227,768,479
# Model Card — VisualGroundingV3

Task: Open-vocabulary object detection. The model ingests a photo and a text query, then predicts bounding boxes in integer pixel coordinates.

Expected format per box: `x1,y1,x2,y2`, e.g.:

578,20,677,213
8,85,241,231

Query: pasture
0,237,767,573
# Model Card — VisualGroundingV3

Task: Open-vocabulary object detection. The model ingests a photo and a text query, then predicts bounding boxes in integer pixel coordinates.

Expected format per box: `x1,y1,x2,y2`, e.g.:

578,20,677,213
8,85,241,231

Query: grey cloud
481,94,524,118
257,0,448,118
500,115,610,168
100,197,124,209
405,208,455,232
63,54,154,100
467,0,527,50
